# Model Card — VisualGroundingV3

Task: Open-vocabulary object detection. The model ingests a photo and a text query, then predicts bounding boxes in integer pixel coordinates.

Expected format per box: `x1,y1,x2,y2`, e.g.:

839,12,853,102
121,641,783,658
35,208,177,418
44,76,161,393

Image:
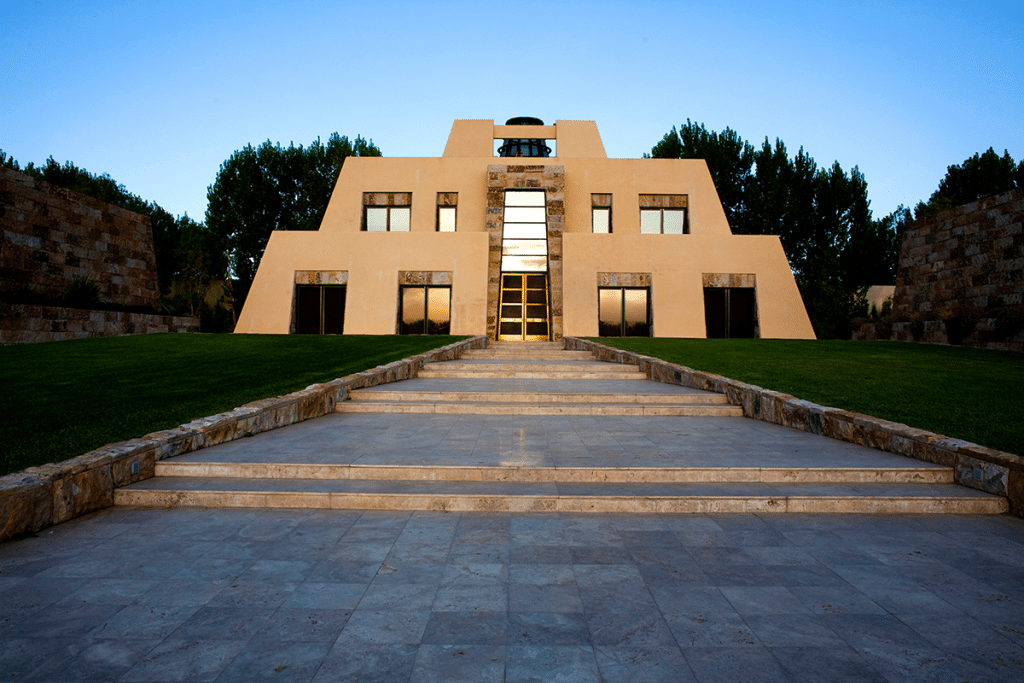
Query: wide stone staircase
115,341,1008,514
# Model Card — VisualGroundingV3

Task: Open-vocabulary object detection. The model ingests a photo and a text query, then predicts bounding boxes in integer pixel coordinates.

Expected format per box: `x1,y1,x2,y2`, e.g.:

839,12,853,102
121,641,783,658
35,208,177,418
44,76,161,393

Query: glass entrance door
498,273,549,341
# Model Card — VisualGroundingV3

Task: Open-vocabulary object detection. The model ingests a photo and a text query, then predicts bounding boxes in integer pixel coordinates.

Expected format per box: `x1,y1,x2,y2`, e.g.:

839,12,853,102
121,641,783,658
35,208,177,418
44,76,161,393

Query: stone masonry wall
0,166,160,309
0,304,199,345
862,188,1024,350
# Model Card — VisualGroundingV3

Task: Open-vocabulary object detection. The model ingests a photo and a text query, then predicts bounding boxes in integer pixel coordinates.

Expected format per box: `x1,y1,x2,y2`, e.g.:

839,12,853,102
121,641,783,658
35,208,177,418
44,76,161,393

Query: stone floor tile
205,580,299,609
649,585,735,615
770,646,889,682
593,645,697,683
508,612,592,646
281,581,367,610
447,542,510,565
434,584,509,612
510,544,572,564
14,602,124,639
682,646,791,683
335,609,431,645
312,642,419,683
213,640,332,683
441,561,508,586
0,637,85,681
88,603,200,640
505,644,601,683
56,577,158,605
664,612,761,648
895,612,1024,676
509,582,584,613
136,578,229,607
169,606,275,641
719,586,814,615
119,637,248,683
788,585,888,615
254,608,351,642
21,638,160,683
585,608,678,649
742,613,847,648
421,611,510,645
409,644,507,683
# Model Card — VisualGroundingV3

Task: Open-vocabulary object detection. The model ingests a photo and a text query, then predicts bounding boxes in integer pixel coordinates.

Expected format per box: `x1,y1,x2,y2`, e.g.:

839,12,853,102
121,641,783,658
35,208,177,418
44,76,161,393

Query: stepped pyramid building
236,118,814,340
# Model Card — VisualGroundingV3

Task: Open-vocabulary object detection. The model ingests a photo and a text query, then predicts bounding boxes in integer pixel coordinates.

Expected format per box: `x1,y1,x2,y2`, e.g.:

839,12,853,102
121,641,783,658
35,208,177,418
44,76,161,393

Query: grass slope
593,338,1023,457
0,334,465,475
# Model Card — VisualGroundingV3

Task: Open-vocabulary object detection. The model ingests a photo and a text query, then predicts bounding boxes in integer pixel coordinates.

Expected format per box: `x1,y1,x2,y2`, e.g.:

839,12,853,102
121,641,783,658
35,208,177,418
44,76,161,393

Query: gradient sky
3,0,1022,224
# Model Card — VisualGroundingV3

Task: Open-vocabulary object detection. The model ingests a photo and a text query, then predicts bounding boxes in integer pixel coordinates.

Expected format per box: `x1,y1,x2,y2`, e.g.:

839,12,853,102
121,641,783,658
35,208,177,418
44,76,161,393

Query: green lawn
592,338,1023,457
0,334,465,476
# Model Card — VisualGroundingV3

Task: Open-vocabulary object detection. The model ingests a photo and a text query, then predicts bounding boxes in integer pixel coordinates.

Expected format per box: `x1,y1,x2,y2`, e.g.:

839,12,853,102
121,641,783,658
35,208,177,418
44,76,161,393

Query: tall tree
916,147,1022,217
205,134,380,306
649,123,883,338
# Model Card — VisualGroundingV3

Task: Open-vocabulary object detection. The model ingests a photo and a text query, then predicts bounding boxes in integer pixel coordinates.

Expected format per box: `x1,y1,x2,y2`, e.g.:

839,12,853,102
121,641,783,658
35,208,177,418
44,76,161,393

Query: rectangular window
598,287,650,337
704,287,757,338
363,192,411,231
437,192,457,232
638,194,688,234
400,286,451,335
501,190,548,272
295,285,346,334
592,194,612,233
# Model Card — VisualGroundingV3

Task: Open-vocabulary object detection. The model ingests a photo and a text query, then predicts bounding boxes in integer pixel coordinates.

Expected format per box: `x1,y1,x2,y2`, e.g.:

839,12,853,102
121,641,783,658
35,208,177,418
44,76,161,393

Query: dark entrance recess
704,287,757,338
296,285,346,334
598,287,650,337
400,286,451,335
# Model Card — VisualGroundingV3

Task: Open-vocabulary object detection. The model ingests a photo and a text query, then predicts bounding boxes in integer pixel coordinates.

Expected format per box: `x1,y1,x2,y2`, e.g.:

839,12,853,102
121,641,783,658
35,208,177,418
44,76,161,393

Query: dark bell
497,116,551,158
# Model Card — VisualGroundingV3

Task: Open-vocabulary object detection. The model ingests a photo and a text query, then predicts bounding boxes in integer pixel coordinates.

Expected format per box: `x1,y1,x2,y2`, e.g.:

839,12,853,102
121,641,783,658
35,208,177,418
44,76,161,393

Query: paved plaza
1,506,1024,682
2,347,1023,681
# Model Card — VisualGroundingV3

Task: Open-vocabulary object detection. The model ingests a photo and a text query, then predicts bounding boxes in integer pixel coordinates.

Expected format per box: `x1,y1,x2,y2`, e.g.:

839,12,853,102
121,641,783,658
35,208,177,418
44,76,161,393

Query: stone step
425,361,636,373
462,350,595,360
115,477,1008,514
413,370,647,382
154,461,956,485
336,401,743,416
348,390,729,405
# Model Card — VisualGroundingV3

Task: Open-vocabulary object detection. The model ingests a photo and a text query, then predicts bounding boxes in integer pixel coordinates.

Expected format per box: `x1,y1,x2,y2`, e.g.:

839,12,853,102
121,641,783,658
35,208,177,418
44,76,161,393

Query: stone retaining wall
0,167,160,309
565,337,1024,517
0,336,488,541
855,188,1024,350
1,304,199,344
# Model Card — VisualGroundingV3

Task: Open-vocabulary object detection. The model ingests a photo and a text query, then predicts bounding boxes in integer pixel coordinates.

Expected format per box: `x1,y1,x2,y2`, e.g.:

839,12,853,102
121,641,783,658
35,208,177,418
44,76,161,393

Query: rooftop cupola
496,117,552,158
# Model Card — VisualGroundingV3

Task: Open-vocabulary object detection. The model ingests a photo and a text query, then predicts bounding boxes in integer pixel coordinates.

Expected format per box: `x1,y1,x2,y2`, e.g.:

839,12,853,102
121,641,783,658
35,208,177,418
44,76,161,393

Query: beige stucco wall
236,119,815,339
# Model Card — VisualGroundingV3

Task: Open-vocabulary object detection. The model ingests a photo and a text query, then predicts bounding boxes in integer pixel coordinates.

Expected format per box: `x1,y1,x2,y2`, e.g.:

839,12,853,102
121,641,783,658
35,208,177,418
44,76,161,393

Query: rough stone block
0,474,53,541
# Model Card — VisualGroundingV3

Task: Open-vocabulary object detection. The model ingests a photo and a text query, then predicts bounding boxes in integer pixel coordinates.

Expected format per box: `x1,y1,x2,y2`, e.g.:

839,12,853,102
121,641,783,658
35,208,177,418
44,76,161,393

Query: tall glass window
598,287,650,337
501,191,548,272
400,286,451,335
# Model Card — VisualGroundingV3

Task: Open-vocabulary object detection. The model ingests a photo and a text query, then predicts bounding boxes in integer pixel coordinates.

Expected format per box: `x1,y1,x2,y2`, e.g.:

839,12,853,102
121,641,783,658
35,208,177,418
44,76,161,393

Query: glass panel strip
504,191,546,206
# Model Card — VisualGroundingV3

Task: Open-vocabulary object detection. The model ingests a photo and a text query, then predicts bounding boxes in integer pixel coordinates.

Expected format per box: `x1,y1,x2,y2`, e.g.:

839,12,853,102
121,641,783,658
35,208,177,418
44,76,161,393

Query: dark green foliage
915,147,1023,218
60,277,103,308
650,122,903,338
205,133,381,309
594,337,1023,456
0,334,464,475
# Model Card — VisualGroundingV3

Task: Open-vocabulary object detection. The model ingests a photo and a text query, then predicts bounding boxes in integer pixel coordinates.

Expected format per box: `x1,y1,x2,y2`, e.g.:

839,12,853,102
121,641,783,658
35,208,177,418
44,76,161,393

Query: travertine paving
2,508,1023,682
3,341,1020,680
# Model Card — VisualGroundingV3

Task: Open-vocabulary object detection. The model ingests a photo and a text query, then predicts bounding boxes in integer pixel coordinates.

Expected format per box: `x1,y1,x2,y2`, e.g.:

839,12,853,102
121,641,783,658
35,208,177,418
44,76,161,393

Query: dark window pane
729,288,757,338
401,287,426,334
599,289,623,337
501,304,521,319
526,289,547,304
296,286,321,334
427,287,450,334
623,289,649,336
526,305,547,319
502,275,522,289
322,286,346,335
503,289,523,304
704,288,727,338
526,321,548,336
500,321,520,336
526,275,546,289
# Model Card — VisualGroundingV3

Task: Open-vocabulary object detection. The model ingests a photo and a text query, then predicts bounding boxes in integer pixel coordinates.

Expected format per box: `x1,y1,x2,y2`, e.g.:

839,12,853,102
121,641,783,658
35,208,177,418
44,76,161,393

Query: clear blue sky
3,0,1021,223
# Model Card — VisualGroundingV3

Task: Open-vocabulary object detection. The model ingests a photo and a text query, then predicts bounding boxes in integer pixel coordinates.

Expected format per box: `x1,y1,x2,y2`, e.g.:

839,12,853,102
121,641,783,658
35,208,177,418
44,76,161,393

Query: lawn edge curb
564,337,1024,517
0,335,488,542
